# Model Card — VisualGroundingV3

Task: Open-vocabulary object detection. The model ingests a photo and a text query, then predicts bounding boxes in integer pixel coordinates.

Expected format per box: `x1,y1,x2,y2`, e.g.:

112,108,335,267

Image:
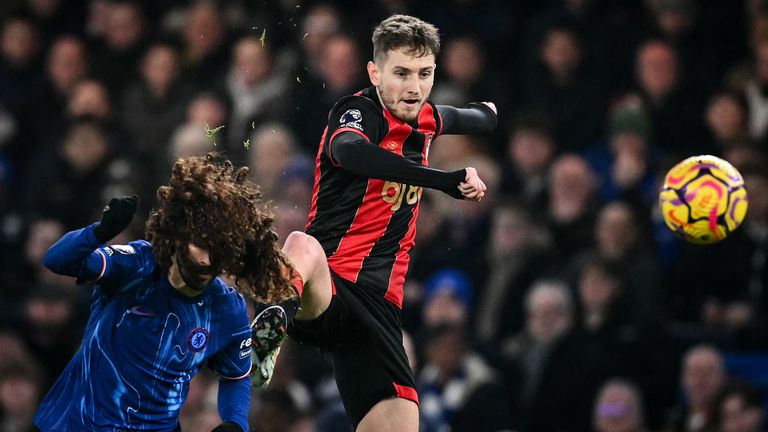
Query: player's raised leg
357,398,419,432
281,231,332,320
250,231,332,387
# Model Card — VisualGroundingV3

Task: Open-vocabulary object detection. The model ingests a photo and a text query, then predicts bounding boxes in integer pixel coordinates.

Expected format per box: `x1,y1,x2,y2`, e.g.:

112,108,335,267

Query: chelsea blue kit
34,225,252,431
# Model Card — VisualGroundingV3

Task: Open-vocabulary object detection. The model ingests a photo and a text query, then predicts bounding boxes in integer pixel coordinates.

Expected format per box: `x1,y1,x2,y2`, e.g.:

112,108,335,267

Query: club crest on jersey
340,109,363,131
187,328,209,352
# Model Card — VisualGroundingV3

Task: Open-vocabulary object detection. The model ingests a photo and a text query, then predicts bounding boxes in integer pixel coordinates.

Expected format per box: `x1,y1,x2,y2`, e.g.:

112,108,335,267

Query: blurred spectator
158,92,229,200
729,37,768,144
181,1,231,86
23,0,85,43
593,379,648,432
41,35,88,127
574,253,676,426
431,36,509,136
21,218,69,288
402,194,452,331
293,34,366,152
83,0,109,39
21,283,83,386
246,122,298,198
663,344,727,432
89,0,147,101
646,0,732,92
271,155,314,241
703,90,753,153
742,167,768,317
296,3,342,77
317,35,364,98
21,118,119,229
546,154,599,265
715,381,766,432
66,79,113,123
0,358,43,432
502,113,555,213
168,123,213,162
0,328,32,368
634,39,706,157
503,280,608,432
417,324,513,432
421,268,473,328
187,91,228,128
0,15,46,167
585,201,661,325
413,0,515,74
425,134,480,172
475,201,552,344
249,387,302,432
264,341,313,416
0,16,43,113
523,24,607,152
722,142,768,173
120,41,190,166
586,95,660,213
225,37,290,156
667,167,768,346
576,256,632,337
424,153,501,286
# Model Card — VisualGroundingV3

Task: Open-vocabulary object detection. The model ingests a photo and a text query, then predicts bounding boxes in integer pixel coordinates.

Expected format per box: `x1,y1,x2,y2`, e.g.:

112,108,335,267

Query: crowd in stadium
0,0,767,431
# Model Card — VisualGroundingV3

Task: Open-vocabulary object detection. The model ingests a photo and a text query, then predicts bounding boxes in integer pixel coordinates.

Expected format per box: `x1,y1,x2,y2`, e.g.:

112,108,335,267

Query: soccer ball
659,155,748,244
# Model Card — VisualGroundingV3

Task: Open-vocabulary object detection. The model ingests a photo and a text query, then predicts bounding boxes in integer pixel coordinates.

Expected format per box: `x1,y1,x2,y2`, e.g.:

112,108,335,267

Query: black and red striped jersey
305,86,443,308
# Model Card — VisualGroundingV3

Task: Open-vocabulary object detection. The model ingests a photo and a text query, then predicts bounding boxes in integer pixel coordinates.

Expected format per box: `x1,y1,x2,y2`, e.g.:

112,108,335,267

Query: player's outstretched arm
437,102,497,135
43,195,138,278
332,132,466,198
214,377,250,432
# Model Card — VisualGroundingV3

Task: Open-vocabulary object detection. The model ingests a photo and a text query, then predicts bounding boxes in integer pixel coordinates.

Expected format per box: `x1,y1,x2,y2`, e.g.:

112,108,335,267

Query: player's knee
283,231,323,265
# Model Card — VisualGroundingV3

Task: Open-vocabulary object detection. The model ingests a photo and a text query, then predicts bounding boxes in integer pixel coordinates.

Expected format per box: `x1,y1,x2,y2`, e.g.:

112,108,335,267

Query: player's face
172,243,216,293
368,48,436,122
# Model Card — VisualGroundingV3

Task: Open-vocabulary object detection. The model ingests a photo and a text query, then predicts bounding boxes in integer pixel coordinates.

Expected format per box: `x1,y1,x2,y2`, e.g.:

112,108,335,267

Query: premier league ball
659,155,749,244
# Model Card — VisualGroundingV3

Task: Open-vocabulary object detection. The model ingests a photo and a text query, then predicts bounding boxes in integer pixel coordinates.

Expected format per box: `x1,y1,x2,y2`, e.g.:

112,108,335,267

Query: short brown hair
372,14,440,63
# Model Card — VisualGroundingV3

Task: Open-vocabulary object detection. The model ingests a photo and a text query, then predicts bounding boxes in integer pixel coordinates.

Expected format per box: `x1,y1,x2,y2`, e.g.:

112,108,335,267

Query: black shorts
287,270,417,427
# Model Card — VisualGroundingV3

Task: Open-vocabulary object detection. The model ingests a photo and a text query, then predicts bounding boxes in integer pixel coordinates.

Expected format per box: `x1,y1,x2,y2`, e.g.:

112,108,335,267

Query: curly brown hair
146,153,296,304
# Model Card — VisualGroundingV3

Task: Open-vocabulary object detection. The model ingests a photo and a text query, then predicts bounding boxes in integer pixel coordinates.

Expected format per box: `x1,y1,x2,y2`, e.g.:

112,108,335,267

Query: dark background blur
1,0,767,431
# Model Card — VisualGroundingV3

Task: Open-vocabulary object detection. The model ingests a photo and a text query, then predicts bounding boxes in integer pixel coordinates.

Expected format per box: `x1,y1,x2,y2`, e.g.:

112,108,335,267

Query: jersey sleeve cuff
216,365,252,381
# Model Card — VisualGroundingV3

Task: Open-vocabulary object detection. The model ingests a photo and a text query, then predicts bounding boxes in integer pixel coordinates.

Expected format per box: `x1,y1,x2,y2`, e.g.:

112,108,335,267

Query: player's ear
367,60,380,86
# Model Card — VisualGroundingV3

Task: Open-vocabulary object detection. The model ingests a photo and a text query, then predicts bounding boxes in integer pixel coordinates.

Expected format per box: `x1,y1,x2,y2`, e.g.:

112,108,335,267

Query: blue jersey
35,225,252,431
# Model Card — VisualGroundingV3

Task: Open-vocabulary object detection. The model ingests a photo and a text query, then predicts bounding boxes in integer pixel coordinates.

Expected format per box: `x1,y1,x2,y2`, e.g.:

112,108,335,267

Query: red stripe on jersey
417,104,437,167
329,178,394,282
306,127,328,228
329,108,412,283
383,199,419,307
328,127,372,166
417,103,437,135
393,383,419,405
380,103,435,306
382,109,410,156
